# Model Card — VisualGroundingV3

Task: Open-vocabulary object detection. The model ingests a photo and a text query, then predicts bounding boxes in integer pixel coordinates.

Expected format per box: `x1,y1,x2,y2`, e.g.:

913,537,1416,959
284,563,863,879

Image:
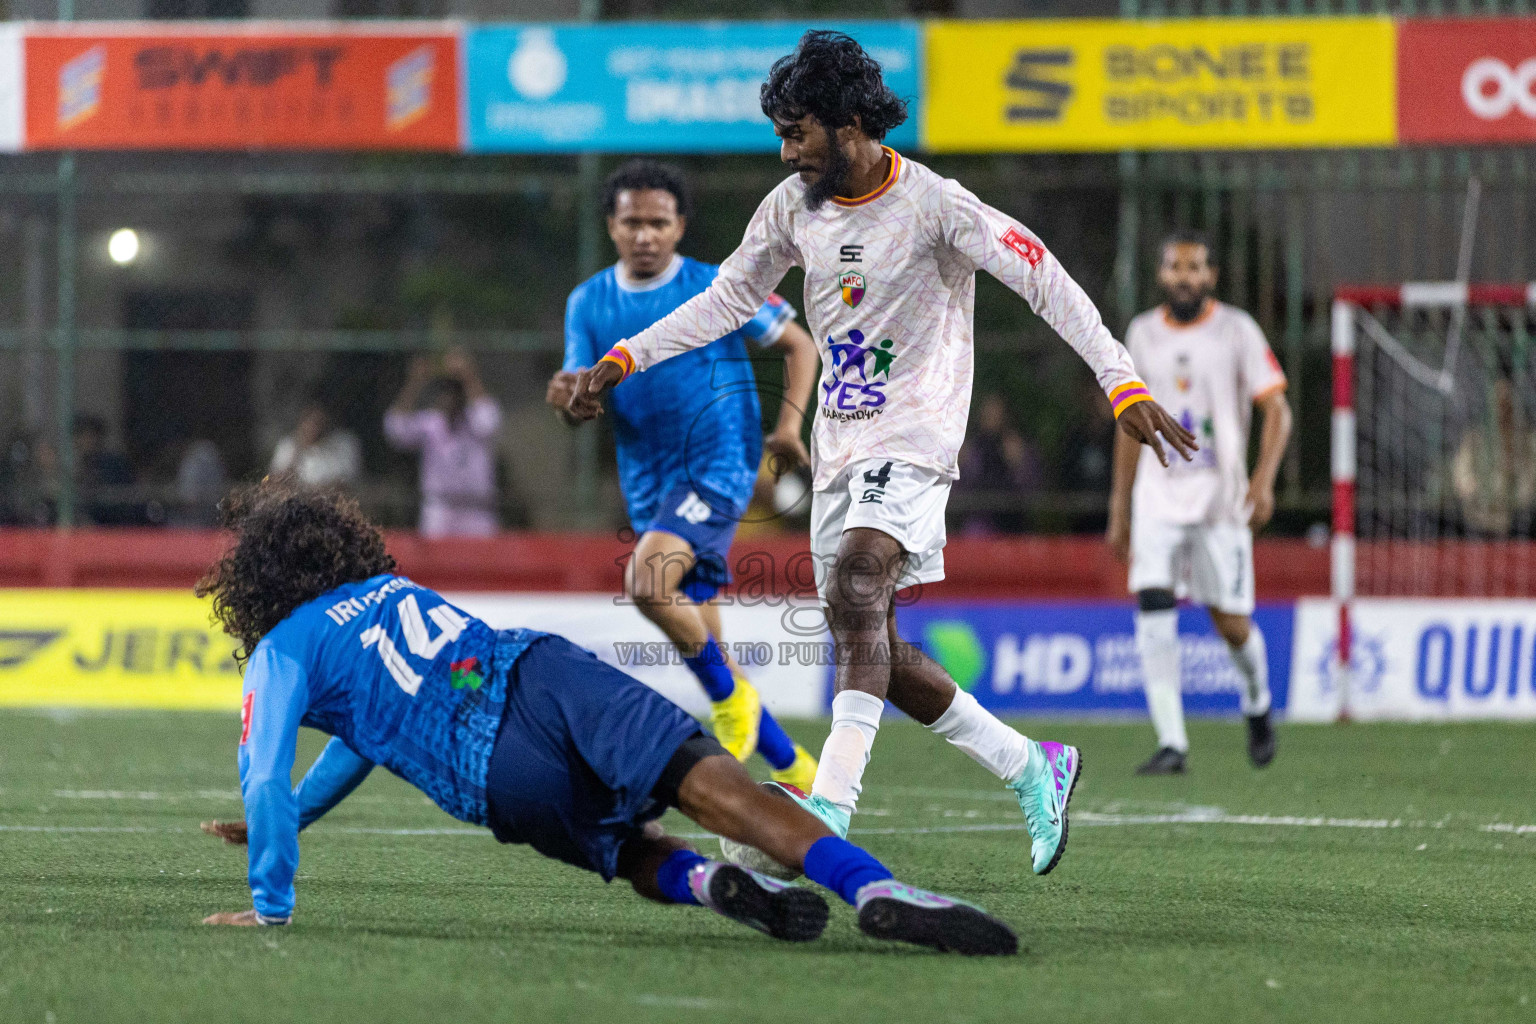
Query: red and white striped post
1330,296,1356,722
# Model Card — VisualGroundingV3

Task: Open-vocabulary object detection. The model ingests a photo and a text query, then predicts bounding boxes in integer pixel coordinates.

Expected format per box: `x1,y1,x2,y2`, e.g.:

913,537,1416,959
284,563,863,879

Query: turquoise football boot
1008,739,1082,875
854,880,1018,956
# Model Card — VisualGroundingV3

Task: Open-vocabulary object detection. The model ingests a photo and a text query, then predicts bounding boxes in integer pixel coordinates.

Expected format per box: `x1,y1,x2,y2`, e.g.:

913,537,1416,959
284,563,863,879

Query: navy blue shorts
643,482,744,602
485,634,703,881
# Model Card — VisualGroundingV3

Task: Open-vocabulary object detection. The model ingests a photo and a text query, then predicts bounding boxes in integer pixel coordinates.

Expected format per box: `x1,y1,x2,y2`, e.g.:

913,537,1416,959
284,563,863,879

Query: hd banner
924,17,1396,152
22,24,460,151
894,600,1296,717
0,25,22,153
463,21,920,153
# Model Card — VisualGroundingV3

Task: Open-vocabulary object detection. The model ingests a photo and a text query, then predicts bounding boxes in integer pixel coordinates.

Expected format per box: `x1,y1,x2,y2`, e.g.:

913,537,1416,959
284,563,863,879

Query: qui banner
464,21,920,153
23,25,460,151
924,17,1396,152
894,600,1295,716
1289,598,1536,722
1398,18,1536,144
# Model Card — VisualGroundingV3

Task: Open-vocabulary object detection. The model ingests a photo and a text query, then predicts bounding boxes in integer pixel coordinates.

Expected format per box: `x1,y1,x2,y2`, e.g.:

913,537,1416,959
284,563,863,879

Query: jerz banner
463,21,920,153
924,17,1396,152
23,23,460,151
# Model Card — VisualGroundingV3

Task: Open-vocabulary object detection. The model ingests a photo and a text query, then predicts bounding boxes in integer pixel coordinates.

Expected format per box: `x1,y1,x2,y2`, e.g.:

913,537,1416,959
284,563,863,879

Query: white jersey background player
1107,232,1293,775
571,31,1197,877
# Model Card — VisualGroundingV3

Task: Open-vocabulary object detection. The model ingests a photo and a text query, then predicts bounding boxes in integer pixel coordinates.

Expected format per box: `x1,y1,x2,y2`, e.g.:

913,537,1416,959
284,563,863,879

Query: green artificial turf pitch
2,709,1534,1023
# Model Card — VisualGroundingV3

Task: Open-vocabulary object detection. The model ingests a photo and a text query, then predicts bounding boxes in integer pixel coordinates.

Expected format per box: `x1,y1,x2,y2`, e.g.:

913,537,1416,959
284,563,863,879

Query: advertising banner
0,25,22,152
1398,18,1536,144
1289,598,1536,722
894,600,1295,716
0,590,241,709
23,25,460,151
464,21,919,152
924,17,1396,152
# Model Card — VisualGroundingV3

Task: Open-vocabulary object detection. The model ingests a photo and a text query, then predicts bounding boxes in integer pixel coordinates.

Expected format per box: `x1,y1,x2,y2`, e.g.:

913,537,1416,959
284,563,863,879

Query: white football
718,835,802,881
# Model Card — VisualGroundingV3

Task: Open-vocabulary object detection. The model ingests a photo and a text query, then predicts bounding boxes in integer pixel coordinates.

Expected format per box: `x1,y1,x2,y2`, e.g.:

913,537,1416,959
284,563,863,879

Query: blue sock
803,836,893,907
755,709,798,771
655,849,707,905
682,638,735,702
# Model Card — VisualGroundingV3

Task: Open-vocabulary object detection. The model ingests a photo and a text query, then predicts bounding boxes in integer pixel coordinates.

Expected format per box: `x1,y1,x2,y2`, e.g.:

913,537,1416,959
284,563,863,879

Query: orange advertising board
24,24,459,151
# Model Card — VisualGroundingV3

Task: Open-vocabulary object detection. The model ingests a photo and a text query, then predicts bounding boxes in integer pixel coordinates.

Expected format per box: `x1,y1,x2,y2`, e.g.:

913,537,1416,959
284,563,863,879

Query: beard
1166,293,1209,323
800,142,853,212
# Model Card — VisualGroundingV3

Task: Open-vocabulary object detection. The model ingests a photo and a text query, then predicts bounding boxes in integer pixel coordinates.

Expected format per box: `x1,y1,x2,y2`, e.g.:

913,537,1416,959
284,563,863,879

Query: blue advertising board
464,22,920,153
887,601,1295,717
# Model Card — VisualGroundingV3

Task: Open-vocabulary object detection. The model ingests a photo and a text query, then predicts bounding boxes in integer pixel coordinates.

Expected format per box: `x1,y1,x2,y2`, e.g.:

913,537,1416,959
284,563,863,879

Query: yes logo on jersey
822,329,896,418
840,271,866,308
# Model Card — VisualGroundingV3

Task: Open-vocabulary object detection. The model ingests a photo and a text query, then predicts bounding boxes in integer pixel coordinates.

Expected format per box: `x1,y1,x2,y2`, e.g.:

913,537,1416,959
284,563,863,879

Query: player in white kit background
569,31,1197,878
1106,231,1293,775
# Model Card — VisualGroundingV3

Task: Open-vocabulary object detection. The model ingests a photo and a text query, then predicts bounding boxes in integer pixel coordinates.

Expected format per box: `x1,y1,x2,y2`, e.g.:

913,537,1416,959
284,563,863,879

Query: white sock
811,690,884,817
1229,626,1271,717
927,687,1031,784
1136,609,1188,753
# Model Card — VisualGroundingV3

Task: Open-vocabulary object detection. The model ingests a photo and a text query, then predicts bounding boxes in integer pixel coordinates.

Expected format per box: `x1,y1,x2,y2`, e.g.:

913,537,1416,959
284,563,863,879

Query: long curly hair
760,30,908,140
197,481,396,666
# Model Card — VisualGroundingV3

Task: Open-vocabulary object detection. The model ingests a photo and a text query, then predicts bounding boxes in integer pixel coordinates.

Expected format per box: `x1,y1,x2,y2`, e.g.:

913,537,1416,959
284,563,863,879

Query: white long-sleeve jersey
610,149,1149,491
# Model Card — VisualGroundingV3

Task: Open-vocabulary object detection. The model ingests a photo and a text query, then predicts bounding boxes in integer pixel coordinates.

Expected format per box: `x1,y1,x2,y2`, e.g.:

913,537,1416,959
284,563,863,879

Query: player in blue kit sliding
196,482,1016,955
546,160,820,790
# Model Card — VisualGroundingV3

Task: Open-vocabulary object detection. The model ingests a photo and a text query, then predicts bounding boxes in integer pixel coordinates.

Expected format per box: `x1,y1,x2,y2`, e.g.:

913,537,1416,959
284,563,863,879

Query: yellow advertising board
0,590,242,709
924,17,1396,152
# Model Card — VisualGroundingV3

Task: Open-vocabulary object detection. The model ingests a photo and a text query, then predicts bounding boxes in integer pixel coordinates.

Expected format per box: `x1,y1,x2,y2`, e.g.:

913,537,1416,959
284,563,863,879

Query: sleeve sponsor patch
240,691,254,745
1000,227,1045,267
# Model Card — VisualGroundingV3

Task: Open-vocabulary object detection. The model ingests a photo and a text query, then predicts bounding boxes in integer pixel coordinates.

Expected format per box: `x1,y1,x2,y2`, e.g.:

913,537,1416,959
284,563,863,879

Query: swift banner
893,600,1295,716
0,25,22,153
23,25,459,151
464,21,919,152
1398,18,1536,144
924,17,1396,152
0,590,241,709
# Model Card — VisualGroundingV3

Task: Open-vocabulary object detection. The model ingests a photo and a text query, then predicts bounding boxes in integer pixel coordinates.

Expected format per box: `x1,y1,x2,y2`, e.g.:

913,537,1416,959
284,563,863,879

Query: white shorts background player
570,31,1198,877
1107,231,1294,775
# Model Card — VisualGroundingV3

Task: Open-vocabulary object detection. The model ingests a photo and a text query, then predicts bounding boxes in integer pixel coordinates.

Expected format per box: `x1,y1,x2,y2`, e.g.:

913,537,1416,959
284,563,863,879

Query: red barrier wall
0,529,1330,598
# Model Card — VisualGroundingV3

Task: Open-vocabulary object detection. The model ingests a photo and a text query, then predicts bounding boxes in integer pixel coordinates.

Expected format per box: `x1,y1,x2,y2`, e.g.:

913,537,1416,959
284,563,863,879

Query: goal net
1328,283,1536,718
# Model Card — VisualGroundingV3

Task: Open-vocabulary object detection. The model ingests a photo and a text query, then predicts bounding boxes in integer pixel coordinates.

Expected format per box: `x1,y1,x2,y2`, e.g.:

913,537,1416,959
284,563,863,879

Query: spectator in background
73,414,144,526
956,394,1040,534
172,439,229,527
270,402,361,490
1452,376,1536,537
385,348,502,538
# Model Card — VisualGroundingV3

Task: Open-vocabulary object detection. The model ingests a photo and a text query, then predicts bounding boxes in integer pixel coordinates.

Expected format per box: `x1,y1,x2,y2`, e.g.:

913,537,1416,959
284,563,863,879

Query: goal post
1331,283,1536,719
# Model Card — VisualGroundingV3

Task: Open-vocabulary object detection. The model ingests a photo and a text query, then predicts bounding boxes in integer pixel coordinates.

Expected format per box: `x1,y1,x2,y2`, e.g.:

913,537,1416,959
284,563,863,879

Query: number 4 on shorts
860,461,893,504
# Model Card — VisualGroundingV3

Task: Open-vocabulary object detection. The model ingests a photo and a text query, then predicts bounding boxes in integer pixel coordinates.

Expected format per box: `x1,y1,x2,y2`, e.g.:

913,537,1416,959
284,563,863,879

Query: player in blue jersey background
194,482,1017,956
546,160,821,790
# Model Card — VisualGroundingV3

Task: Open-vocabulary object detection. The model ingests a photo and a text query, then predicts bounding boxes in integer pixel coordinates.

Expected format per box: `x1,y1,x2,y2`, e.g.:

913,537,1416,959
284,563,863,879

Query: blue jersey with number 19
564,255,796,530
237,574,545,919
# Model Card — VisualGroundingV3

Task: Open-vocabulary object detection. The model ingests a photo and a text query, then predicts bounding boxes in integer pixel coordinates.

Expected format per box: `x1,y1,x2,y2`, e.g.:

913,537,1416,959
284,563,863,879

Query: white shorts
1129,517,1255,615
810,459,950,602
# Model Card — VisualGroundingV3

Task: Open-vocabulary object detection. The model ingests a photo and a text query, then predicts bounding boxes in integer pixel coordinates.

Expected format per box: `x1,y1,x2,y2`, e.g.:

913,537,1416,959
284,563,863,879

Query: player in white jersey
570,32,1196,877
1107,231,1293,775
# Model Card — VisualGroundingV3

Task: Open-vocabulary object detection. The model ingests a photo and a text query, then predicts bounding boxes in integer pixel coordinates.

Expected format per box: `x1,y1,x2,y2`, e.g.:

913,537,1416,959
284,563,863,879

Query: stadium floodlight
1331,282,1536,719
108,228,140,265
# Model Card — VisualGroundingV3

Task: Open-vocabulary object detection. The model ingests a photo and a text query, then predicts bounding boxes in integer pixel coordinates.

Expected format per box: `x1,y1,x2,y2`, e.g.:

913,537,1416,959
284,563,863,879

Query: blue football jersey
563,256,796,530
237,574,544,918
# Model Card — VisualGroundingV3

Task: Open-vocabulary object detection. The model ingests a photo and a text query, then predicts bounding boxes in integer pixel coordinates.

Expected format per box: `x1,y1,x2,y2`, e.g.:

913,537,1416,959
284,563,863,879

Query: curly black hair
1160,228,1218,267
196,481,396,666
602,159,692,219
760,30,908,141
